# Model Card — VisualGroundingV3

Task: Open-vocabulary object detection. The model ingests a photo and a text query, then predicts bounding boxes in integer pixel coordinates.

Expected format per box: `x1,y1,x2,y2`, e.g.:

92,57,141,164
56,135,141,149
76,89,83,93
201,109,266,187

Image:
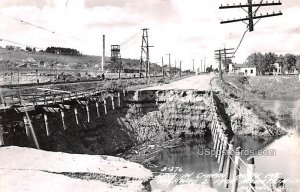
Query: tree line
245,52,299,75
45,47,82,56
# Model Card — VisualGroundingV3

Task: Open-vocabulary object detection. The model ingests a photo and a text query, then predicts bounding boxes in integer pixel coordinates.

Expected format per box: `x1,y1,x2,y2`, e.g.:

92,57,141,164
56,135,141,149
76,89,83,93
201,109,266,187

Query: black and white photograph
0,0,299,191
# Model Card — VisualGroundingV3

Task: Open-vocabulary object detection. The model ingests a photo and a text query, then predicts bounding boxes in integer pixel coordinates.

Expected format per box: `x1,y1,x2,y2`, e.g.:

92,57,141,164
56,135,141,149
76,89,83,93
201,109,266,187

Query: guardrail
209,83,286,191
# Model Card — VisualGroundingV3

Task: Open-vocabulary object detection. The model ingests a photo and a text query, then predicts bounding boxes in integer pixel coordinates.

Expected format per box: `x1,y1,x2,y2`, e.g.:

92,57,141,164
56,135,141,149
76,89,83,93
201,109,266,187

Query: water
151,98,300,192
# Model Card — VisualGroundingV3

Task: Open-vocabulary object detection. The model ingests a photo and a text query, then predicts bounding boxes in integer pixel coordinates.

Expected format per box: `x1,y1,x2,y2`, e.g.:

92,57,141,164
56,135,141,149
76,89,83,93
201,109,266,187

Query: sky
0,0,299,70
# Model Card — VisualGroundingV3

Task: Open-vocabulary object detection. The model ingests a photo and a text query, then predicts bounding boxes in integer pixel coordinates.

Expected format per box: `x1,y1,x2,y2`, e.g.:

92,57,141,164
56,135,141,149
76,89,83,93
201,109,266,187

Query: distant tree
245,52,264,74
283,54,297,73
223,58,232,72
25,47,32,52
263,52,278,72
45,46,81,56
206,66,213,73
296,58,300,71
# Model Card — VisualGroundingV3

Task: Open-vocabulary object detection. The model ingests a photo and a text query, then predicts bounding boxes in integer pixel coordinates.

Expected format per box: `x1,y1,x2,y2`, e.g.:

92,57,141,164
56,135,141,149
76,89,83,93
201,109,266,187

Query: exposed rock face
1,90,213,155
222,96,286,136
212,79,286,137
158,100,210,137
122,90,212,141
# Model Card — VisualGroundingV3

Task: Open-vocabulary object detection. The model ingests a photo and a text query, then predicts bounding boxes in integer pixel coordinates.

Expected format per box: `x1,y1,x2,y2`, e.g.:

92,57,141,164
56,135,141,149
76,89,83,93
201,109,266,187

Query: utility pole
10,67,13,84
219,0,282,32
166,53,172,79
140,28,153,80
179,60,182,77
102,35,105,71
175,60,177,75
17,68,20,85
204,57,206,73
201,60,203,73
162,57,165,81
215,48,234,82
192,59,195,73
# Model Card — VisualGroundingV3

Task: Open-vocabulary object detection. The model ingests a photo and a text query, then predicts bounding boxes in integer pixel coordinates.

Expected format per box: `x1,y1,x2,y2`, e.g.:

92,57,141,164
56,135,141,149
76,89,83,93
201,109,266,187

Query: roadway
140,74,215,91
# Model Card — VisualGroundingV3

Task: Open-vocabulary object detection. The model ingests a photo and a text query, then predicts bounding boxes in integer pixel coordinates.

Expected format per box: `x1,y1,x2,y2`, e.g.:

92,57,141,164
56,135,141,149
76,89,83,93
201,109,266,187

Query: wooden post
23,116,30,137
247,156,255,192
217,134,224,163
103,99,107,114
86,104,90,123
23,115,40,149
213,128,219,151
219,136,228,173
225,140,234,188
52,95,56,104
111,96,115,110
96,102,100,117
43,114,50,136
74,108,79,125
61,111,66,130
231,147,242,192
123,90,126,98
215,127,221,158
118,92,121,107
0,117,4,146
272,177,286,191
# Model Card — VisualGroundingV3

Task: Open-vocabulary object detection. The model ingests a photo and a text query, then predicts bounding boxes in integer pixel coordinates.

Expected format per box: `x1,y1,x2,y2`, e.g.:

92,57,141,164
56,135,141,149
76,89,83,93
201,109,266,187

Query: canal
150,98,300,192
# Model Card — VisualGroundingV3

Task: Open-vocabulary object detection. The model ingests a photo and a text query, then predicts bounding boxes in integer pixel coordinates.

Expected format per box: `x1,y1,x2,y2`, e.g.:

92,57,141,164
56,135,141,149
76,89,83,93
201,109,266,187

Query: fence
0,88,127,148
209,88,286,192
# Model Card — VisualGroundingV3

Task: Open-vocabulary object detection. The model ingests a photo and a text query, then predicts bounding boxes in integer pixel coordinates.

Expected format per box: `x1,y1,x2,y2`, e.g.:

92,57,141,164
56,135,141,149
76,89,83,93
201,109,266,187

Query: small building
229,63,257,76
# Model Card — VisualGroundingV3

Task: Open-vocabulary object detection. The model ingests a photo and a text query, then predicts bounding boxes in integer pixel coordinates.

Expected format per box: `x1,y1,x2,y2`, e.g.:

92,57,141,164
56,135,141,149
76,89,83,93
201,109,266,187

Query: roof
232,63,256,69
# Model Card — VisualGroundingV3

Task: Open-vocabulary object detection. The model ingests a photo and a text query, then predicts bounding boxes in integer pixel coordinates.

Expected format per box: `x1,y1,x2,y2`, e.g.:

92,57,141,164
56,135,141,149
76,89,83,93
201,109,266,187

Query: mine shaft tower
111,45,122,79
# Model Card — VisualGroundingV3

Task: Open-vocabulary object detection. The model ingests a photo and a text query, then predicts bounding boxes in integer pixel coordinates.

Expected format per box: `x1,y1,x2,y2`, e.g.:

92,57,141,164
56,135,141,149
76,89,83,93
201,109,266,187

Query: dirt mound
213,78,286,136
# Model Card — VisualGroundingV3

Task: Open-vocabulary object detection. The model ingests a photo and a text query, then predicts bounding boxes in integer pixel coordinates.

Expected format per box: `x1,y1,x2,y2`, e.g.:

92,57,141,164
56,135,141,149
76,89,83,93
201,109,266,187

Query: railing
0,89,125,148
209,88,286,192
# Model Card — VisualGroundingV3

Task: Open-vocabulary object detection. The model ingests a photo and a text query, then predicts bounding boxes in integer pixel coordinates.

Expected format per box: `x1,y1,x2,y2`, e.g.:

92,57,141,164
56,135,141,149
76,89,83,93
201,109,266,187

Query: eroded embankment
212,77,286,137
1,90,213,155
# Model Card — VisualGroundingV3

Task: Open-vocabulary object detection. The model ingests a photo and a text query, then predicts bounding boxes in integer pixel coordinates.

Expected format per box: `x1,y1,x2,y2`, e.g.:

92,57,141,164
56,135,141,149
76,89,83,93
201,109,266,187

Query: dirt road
140,74,215,91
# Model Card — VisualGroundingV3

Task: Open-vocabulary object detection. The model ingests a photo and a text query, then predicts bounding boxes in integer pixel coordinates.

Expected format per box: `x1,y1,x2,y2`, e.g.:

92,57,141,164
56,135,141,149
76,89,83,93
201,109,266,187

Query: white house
229,63,257,76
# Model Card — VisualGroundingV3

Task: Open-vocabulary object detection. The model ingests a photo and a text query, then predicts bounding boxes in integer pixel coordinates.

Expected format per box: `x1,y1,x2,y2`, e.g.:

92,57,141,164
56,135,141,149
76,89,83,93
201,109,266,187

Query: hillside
0,47,100,67
0,47,162,71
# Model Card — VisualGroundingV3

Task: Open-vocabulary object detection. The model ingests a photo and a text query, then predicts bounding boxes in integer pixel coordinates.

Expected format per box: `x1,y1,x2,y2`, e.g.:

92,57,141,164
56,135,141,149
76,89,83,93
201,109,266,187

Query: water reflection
151,135,277,192
152,98,300,191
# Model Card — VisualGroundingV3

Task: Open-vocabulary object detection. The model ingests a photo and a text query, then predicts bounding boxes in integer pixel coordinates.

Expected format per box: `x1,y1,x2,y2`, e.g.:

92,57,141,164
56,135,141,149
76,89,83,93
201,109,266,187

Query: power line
1,12,90,44
233,18,262,57
0,38,45,50
233,29,248,57
120,31,140,47
219,0,282,32
5,14,55,34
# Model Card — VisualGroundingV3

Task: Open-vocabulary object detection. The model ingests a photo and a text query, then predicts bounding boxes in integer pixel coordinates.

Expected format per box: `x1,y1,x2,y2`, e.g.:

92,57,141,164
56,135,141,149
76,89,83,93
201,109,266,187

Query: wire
0,38,45,50
253,0,265,15
120,31,140,47
7,15,55,34
230,0,265,57
233,29,248,57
